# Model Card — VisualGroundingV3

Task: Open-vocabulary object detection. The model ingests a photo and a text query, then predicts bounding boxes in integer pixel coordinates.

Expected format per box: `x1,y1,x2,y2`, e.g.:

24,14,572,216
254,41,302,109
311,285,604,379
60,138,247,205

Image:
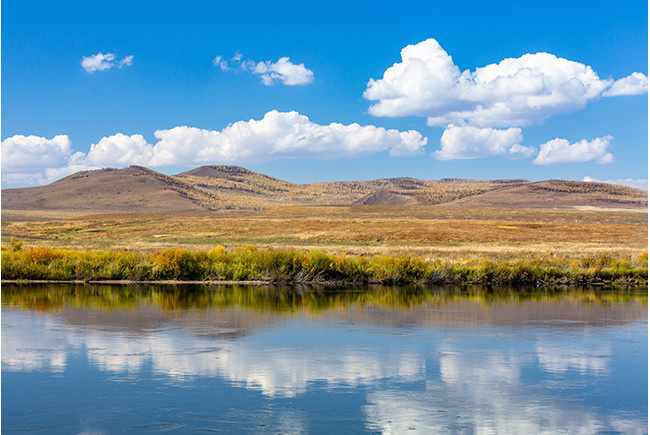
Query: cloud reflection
536,344,610,375
2,306,645,433
2,311,423,398
364,349,644,434
2,314,67,372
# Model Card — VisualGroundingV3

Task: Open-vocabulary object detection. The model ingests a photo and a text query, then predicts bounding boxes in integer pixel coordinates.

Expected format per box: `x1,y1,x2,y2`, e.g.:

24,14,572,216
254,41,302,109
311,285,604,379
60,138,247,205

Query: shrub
1,245,647,285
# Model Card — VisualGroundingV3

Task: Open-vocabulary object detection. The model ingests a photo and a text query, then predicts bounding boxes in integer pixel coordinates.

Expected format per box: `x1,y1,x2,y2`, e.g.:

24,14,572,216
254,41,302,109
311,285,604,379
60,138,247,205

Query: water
2,284,647,433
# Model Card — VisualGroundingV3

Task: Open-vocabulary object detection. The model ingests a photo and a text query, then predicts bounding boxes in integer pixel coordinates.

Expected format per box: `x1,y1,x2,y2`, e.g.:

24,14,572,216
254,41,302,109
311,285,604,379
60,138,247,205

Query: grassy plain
2,204,647,262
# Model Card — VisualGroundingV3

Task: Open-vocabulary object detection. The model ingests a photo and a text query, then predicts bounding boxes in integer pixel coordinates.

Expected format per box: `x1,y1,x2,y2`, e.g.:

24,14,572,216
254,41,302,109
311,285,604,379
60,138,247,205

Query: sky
1,0,648,189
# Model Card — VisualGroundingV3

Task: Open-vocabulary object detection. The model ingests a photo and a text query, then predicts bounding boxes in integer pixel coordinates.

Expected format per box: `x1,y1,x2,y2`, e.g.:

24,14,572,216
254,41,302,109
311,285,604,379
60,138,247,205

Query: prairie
2,166,647,284
2,204,647,262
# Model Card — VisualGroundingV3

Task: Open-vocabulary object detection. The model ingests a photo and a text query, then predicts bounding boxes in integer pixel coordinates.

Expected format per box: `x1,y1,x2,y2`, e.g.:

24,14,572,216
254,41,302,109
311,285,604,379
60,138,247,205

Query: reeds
2,243,647,285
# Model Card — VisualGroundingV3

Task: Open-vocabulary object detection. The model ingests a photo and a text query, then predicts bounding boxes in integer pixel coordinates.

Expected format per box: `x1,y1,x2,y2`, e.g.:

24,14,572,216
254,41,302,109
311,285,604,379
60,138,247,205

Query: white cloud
212,55,230,71
434,125,534,160
1,111,427,187
250,57,314,86
119,55,134,67
603,72,648,97
85,133,155,167
151,110,425,165
44,152,96,183
1,134,72,169
533,136,615,165
364,38,647,127
81,52,134,73
583,176,648,190
0,134,91,185
215,54,314,86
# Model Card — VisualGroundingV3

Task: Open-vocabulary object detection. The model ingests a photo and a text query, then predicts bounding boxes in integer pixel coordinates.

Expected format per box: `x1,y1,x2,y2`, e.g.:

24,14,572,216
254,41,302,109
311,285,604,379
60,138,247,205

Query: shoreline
2,245,647,287
2,277,646,288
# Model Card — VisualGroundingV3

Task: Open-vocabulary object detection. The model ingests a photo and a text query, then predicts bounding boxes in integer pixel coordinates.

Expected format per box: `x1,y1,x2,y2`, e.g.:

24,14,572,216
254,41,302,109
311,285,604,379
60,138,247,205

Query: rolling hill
2,165,647,213
1,166,206,213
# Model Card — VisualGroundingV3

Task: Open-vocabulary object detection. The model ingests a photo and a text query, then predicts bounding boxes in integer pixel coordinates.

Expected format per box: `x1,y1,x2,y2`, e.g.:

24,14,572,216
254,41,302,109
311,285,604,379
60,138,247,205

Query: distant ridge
2,165,647,212
447,180,648,209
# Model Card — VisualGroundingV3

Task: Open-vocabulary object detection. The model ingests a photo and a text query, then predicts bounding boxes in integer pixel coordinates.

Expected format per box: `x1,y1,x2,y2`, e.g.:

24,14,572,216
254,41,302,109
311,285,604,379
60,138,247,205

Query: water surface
2,284,647,433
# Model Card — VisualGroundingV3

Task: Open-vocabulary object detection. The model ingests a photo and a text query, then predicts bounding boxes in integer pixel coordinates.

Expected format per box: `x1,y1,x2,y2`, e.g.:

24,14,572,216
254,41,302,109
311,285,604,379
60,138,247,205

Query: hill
1,165,647,212
1,166,207,213
353,190,417,206
174,166,531,209
447,180,648,209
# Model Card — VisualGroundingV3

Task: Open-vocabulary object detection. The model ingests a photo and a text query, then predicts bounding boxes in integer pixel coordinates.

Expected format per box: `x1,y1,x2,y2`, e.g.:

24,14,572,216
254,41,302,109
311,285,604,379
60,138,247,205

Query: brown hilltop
1,166,208,213
1,165,647,212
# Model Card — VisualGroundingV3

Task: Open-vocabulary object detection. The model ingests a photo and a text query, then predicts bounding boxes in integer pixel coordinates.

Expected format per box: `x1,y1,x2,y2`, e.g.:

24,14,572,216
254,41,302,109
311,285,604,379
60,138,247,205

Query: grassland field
2,204,647,260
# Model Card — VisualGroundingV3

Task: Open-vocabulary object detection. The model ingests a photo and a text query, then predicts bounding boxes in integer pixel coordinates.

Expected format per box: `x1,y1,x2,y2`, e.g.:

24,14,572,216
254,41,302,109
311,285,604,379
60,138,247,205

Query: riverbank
2,245,647,286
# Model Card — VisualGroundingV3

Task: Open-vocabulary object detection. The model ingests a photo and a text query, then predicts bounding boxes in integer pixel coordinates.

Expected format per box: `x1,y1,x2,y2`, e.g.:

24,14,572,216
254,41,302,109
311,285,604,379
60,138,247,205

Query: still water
2,284,647,433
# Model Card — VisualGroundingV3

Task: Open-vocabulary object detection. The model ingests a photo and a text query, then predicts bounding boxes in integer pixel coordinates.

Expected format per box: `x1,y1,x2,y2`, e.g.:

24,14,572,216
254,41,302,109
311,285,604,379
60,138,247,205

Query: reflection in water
363,386,645,434
2,282,647,312
2,284,647,433
3,309,423,397
536,344,610,375
2,316,68,372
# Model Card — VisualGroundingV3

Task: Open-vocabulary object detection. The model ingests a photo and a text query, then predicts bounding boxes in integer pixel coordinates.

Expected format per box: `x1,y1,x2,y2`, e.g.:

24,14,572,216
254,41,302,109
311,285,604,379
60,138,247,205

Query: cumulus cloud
2,134,73,169
603,72,648,97
215,54,314,86
533,136,615,165
1,111,427,187
151,110,425,165
0,134,93,185
84,133,155,167
250,57,314,86
434,125,534,160
583,176,648,190
43,156,95,184
364,38,647,127
81,52,134,73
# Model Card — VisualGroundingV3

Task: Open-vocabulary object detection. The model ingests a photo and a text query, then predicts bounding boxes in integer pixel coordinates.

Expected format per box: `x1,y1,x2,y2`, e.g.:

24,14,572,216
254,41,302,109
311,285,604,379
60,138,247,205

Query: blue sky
2,0,648,188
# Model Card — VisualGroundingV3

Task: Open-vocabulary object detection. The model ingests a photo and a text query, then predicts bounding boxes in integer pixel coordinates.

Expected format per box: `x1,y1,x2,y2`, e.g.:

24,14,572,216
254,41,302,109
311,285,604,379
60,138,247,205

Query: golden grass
2,205,647,262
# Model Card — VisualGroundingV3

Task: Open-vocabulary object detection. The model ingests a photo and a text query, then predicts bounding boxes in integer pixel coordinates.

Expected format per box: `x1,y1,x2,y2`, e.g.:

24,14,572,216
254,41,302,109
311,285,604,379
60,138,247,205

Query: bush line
1,244,647,285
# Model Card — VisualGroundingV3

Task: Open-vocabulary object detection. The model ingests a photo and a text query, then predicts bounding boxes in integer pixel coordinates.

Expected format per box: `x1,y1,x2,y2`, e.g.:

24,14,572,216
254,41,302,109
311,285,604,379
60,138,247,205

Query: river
2,284,647,433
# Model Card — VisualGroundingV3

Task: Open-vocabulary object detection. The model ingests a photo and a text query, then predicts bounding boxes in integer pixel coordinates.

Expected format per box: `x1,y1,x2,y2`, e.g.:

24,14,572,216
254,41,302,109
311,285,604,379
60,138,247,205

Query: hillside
448,180,648,209
1,165,647,212
1,166,207,213
174,166,530,209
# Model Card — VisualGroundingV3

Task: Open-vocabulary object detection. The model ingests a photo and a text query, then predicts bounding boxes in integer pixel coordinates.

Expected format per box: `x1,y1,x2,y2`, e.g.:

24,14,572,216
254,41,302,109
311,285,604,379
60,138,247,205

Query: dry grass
2,204,646,262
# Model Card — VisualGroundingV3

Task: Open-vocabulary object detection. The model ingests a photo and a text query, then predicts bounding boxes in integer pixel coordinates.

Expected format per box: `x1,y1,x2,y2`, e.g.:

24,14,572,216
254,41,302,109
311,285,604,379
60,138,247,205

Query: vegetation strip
2,242,647,286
